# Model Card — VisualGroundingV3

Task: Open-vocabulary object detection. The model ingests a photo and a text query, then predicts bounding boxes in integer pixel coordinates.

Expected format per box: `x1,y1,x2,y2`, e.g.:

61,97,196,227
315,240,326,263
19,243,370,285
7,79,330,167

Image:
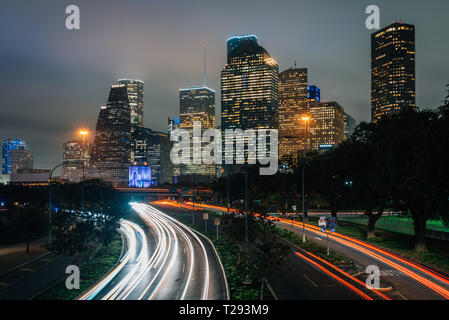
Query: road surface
79,203,229,300
155,200,449,300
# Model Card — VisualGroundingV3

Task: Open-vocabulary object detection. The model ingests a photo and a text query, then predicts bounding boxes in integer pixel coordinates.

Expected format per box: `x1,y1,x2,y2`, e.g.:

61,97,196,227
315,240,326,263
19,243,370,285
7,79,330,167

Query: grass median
34,234,122,300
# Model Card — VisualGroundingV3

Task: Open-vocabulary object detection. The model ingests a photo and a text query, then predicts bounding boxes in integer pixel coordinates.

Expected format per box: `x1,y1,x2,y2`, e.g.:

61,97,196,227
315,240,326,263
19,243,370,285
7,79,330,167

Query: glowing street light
300,116,310,242
78,129,89,213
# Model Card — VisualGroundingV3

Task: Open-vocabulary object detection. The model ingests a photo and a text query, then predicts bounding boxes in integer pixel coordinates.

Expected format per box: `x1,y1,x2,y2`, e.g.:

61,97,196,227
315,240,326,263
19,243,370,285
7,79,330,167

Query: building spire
203,44,207,87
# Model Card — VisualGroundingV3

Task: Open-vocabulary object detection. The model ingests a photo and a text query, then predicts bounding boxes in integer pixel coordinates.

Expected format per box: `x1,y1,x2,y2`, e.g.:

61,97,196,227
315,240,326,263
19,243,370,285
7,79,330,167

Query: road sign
214,218,220,226
318,216,327,233
328,217,337,233
203,212,209,220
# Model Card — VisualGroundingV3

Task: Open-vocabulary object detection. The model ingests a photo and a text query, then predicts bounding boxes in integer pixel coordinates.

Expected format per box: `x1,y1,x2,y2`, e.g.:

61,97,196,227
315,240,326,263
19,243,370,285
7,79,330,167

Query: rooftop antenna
203,44,207,87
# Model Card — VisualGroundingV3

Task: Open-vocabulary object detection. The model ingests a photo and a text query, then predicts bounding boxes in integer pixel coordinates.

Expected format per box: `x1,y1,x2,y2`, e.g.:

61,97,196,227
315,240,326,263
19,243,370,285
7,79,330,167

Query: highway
155,200,449,300
78,203,229,300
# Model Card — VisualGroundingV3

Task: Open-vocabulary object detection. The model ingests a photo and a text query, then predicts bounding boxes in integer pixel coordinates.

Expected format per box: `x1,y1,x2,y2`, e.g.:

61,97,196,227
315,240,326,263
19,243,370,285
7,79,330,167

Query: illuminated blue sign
129,166,152,188
319,144,334,151
307,86,320,102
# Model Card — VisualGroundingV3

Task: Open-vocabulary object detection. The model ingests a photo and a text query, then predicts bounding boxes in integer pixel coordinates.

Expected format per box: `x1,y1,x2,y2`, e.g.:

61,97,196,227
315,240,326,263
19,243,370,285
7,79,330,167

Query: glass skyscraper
278,68,309,163
371,22,416,122
2,138,33,174
117,79,144,129
90,84,131,187
179,86,216,181
221,35,279,168
222,35,279,131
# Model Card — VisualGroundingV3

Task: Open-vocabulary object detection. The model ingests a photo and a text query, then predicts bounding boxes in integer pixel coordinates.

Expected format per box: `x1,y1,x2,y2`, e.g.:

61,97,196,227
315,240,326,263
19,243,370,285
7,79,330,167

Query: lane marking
19,268,34,272
304,274,318,287
295,252,373,300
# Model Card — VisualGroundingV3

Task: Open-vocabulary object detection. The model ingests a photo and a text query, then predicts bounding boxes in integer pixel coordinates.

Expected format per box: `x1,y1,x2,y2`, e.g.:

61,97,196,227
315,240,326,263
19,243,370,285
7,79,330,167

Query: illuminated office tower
310,101,346,151
278,68,309,163
90,84,131,187
117,79,144,129
2,138,33,174
343,113,356,139
180,87,216,130
62,140,91,182
179,86,216,182
221,35,279,168
371,22,415,122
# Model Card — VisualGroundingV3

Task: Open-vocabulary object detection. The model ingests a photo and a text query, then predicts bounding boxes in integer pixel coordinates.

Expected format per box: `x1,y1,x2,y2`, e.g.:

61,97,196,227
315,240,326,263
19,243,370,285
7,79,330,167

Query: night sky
1,0,448,170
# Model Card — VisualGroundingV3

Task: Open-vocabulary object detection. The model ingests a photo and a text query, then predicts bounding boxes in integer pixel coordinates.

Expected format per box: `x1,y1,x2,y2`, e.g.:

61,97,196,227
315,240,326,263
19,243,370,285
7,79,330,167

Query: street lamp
79,129,88,213
301,116,310,243
49,163,64,246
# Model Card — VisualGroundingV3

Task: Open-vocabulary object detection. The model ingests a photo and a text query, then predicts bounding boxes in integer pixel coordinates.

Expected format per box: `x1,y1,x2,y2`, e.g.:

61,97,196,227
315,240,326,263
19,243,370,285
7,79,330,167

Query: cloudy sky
1,0,448,169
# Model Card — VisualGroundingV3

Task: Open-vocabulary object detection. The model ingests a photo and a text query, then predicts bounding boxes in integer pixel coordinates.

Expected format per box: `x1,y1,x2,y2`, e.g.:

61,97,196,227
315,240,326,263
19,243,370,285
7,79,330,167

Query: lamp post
301,116,310,243
49,163,64,246
79,130,88,213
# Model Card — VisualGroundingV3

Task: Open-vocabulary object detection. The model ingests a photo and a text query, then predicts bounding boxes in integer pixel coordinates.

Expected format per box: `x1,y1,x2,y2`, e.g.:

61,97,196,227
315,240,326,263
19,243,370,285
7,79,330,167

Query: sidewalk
0,238,49,274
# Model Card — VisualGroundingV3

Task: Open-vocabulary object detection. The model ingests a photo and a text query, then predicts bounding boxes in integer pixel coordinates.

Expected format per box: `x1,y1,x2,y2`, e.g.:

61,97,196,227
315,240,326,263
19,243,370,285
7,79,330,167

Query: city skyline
1,0,449,169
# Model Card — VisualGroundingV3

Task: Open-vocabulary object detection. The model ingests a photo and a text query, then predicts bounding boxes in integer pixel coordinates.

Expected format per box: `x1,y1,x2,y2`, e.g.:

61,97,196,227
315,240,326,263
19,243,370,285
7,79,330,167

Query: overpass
114,187,214,202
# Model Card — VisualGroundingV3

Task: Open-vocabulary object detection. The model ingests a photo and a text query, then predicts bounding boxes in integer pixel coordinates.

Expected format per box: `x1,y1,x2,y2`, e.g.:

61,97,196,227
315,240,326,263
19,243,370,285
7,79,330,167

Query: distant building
10,169,50,186
371,22,416,122
310,101,346,151
148,131,172,185
343,113,356,139
117,79,144,129
90,83,131,187
168,116,180,135
62,140,91,182
131,126,153,164
179,86,216,181
307,85,321,103
221,35,279,171
278,67,309,163
2,138,33,174
130,127,172,186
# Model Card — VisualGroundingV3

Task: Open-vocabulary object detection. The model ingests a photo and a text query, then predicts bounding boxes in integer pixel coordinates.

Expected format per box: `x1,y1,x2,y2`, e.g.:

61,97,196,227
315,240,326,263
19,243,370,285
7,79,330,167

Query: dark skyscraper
90,84,131,187
117,79,144,129
371,22,416,122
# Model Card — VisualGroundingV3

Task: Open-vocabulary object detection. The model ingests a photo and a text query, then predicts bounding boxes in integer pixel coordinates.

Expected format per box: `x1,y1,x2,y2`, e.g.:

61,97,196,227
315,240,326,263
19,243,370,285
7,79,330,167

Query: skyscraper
90,84,131,187
179,86,216,181
371,22,416,122
310,101,346,151
62,140,91,182
222,35,279,131
180,87,216,130
2,138,33,174
221,35,279,169
278,67,309,163
117,79,144,129
147,131,172,185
